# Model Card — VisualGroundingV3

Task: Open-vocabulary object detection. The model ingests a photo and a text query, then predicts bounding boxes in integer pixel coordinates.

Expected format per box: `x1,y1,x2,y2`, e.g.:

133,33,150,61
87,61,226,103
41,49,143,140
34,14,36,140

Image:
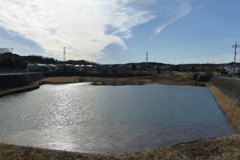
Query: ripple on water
0,83,236,154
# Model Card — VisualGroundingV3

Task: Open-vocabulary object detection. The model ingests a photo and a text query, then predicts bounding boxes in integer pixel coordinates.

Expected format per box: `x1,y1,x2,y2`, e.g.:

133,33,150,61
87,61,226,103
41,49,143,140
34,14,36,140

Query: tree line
0,52,97,69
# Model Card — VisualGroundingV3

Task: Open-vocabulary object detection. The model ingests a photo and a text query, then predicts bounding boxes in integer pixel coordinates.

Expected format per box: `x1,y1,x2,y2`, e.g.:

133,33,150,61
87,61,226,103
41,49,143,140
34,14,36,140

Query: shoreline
1,76,240,159
0,82,40,98
0,75,196,98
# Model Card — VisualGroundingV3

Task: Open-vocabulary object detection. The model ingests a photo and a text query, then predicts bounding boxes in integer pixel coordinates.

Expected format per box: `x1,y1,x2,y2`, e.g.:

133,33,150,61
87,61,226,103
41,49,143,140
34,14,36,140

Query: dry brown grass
1,135,240,160
121,135,240,160
39,73,195,86
207,83,240,133
39,76,82,84
0,143,119,160
40,76,155,84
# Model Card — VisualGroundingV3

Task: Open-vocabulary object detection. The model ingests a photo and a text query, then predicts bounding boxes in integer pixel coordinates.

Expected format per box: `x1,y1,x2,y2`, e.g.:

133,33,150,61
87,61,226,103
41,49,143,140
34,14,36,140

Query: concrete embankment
0,73,44,90
211,76,240,104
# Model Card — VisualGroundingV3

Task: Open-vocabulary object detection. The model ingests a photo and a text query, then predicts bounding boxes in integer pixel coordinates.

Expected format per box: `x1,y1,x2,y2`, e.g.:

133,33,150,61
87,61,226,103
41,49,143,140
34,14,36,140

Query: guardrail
0,72,40,75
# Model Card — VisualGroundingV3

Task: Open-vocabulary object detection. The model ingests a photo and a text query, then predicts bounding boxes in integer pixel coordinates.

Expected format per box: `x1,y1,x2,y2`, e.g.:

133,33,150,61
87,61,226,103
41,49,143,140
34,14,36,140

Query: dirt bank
1,134,240,160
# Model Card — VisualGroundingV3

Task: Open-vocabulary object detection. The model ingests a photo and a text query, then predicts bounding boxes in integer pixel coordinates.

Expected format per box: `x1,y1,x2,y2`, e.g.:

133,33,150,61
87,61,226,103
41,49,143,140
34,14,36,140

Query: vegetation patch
90,81,145,86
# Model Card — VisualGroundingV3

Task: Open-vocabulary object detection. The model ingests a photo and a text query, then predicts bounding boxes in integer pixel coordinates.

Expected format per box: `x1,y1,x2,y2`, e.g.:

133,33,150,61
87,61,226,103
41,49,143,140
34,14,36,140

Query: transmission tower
63,46,66,63
146,51,148,62
232,42,240,78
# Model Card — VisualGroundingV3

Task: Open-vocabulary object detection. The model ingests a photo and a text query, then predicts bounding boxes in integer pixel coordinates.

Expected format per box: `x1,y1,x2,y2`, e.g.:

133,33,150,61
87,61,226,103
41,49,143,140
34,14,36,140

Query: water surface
0,83,235,154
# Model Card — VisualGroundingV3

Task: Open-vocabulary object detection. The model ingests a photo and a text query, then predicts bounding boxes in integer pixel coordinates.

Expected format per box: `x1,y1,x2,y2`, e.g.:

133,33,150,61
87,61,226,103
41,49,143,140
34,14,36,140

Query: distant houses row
1,47,240,75
26,62,240,75
26,64,98,72
25,63,171,72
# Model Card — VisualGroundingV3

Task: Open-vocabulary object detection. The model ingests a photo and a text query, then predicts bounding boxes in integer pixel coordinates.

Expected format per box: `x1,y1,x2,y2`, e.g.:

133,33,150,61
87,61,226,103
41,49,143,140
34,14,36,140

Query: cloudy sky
0,0,239,64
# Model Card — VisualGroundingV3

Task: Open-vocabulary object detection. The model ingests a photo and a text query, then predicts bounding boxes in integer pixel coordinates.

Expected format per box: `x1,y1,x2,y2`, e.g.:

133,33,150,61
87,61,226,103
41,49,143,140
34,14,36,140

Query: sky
0,0,239,64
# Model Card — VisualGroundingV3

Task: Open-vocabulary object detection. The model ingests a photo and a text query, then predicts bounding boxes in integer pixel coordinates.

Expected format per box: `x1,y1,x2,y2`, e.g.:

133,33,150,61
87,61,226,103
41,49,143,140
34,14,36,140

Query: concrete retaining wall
211,76,240,104
0,73,44,90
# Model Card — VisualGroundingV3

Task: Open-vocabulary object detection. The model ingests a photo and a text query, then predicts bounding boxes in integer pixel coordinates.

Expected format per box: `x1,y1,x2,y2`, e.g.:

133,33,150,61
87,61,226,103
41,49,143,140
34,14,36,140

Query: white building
225,65,240,74
26,64,57,72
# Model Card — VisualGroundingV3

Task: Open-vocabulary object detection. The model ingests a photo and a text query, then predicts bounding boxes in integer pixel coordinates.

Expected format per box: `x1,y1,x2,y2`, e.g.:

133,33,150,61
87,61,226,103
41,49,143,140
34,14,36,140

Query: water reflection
0,83,235,154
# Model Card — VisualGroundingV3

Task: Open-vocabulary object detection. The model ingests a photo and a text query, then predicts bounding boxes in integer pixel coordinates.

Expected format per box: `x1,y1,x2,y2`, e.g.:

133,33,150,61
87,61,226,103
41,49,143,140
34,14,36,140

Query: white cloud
0,0,192,61
154,0,192,35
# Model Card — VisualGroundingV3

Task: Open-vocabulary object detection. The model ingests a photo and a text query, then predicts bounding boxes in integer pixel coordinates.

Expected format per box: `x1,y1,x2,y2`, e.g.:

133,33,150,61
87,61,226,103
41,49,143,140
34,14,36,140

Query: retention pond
0,83,235,154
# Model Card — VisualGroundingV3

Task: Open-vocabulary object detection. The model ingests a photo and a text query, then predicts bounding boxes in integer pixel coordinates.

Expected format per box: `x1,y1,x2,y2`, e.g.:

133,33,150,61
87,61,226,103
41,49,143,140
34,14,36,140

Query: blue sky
0,0,239,64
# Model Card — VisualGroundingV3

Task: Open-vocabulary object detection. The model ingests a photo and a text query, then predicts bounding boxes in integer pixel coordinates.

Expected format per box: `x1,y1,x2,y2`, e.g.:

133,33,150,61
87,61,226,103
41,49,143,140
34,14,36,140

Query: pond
0,83,235,154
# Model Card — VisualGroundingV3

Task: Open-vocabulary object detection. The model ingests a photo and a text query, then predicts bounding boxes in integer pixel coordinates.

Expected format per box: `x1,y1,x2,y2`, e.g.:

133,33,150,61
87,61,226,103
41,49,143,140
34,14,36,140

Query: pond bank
0,74,195,97
1,134,240,160
1,76,240,159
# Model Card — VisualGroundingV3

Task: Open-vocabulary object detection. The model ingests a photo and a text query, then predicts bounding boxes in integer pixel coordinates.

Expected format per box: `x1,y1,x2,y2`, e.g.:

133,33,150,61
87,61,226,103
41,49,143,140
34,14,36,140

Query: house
74,64,97,71
225,64,240,74
26,64,57,72
26,64,48,71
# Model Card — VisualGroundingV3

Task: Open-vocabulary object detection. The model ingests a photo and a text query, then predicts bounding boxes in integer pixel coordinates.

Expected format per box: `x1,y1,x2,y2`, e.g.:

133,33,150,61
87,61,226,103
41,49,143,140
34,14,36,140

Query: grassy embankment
39,71,195,86
1,73,240,159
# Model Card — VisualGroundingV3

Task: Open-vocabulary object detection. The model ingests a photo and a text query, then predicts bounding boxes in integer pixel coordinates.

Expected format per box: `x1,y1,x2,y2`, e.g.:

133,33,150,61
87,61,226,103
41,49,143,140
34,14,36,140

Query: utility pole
232,42,240,78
